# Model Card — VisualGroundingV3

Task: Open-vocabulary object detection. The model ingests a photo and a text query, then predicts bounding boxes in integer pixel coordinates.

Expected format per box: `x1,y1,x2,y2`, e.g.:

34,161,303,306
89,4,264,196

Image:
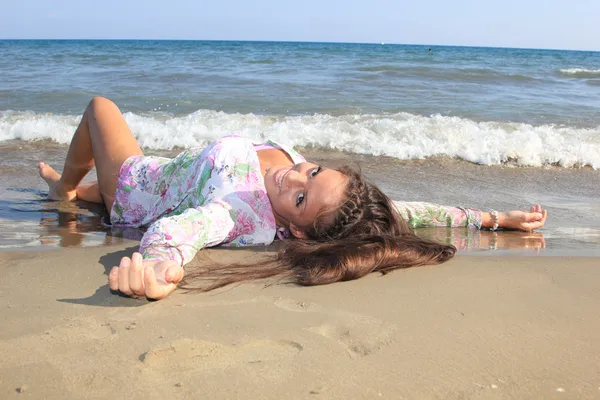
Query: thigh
87,97,144,206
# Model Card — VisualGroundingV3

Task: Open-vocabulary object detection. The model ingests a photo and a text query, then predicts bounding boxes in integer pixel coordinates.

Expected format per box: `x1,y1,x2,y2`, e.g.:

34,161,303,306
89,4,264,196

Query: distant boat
381,42,385,45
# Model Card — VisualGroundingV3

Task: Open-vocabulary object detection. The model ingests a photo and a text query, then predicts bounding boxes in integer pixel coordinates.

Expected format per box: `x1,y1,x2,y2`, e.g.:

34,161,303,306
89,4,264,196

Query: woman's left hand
497,204,548,231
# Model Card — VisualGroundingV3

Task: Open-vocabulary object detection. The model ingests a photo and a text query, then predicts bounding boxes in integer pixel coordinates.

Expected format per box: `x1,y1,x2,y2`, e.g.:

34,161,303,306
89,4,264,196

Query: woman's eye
296,193,305,207
311,166,321,178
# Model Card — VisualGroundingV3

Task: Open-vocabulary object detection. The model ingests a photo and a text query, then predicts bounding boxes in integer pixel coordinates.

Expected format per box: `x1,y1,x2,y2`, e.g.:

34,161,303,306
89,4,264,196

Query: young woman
39,97,548,300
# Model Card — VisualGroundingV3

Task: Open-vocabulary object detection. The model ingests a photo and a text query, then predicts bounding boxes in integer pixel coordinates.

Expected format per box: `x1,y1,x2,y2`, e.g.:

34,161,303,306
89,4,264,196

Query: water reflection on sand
0,196,559,255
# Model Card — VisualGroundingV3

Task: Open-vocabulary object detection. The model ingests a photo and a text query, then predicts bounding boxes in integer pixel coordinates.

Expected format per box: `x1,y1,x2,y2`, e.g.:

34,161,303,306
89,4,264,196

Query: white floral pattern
110,136,305,266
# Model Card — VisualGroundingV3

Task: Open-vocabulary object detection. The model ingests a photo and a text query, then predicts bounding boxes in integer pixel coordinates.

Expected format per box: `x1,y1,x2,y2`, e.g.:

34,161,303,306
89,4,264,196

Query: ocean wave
1,109,599,169
357,65,539,83
559,68,600,78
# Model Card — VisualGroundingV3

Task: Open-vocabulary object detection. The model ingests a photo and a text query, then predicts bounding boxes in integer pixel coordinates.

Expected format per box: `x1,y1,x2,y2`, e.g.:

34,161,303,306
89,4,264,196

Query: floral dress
110,136,482,267
110,136,305,266
392,201,481,229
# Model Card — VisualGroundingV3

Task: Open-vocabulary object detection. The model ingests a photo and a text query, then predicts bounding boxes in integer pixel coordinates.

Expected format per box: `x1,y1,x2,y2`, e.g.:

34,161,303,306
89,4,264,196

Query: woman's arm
393,201,482,228
108,201,234,300
393,201,547,231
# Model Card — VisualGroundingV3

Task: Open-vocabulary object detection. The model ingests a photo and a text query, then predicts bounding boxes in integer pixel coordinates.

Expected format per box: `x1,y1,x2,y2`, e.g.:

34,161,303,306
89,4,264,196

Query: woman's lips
274,167,290,192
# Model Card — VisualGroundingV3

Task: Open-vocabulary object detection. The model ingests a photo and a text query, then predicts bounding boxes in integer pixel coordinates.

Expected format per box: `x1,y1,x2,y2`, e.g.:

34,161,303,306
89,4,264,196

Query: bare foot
38,162,77,201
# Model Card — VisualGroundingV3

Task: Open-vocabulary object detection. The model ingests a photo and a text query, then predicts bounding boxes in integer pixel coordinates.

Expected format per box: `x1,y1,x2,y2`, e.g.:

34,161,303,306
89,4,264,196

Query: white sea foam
559,68,600,77
1,109,599,168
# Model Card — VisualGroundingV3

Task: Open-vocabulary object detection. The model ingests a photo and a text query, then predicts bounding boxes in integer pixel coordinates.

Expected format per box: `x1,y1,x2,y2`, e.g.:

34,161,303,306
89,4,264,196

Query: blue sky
2,0,599,51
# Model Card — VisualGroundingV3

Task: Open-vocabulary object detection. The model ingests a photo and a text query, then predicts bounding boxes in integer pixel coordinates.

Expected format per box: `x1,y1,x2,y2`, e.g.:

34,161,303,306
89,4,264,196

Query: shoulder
265,139,306,163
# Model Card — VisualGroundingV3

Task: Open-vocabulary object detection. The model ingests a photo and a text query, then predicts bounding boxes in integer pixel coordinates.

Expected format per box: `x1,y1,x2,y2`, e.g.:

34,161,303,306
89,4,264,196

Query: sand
1,242,600,399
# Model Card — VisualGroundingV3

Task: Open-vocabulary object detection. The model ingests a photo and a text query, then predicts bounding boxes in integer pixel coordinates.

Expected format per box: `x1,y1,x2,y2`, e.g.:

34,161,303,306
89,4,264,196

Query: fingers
118,257,132,296
108,266,120,291
521,206,548,231
165,266,184,285
107,252,146,298
129,253,145,296
144,266,176,300
107,255,181,300
523,212,544,222
521,221,541,231
540,209,548,225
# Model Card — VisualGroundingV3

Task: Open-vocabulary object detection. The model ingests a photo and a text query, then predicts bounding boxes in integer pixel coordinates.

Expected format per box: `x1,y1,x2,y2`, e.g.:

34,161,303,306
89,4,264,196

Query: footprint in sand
273,297,398,359
306,319,397,359
140,339,302,370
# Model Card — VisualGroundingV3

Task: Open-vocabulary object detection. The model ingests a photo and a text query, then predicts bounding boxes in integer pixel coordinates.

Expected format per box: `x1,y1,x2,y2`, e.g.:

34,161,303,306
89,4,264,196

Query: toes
38,162,47,178
38,162,60,182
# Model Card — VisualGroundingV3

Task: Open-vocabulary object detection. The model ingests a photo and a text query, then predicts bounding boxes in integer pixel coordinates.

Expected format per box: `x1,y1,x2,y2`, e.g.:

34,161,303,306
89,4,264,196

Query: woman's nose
285,169,307,188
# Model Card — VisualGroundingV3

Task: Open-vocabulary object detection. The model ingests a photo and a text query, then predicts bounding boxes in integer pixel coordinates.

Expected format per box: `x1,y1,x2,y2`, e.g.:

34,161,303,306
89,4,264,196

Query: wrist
482,210,502,230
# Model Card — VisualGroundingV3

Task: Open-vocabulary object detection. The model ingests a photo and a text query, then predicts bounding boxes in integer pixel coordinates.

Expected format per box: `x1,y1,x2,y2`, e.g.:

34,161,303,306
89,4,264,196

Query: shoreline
2,244,600,399
1,140,599,253
2,140,600,253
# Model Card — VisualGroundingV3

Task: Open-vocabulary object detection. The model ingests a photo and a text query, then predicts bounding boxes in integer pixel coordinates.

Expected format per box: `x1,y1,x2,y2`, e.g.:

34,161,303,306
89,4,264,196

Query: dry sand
1,242,600,399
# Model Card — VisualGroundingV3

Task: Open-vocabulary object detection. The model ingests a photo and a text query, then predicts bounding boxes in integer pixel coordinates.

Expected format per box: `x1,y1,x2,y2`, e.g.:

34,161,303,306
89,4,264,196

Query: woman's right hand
108,252,184,300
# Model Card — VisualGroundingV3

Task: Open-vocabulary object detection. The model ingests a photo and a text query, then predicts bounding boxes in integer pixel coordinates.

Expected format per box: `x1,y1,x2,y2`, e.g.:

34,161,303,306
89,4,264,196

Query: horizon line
0,38,598,53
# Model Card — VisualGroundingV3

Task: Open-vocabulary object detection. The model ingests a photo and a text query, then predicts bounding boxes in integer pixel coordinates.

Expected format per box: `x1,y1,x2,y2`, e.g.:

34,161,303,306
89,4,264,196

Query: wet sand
1,140,599,253
2,244,600,399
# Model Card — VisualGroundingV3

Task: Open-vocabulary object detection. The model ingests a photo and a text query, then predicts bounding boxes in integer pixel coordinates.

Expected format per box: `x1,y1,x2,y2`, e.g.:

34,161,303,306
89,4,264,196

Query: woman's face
264,162,348,238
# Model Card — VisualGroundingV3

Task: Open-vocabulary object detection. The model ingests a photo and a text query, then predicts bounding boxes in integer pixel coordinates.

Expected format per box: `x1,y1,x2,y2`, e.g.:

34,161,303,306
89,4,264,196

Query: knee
86,96,119,116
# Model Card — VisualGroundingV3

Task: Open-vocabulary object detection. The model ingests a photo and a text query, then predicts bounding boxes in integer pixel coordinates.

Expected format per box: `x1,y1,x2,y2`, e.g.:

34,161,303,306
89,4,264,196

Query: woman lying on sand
39,97,548,300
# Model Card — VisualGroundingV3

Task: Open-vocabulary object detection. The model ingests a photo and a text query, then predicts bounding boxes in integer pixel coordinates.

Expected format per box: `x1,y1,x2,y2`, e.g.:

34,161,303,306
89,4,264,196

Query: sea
0,40,599,254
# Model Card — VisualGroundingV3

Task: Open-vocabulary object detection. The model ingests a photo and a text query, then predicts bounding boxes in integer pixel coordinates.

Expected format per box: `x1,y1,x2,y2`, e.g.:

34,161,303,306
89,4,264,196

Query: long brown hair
180,166,456,292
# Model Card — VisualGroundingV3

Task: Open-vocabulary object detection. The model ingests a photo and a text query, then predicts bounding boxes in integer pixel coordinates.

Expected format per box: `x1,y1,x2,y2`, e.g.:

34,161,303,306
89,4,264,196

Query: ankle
57,179,77,193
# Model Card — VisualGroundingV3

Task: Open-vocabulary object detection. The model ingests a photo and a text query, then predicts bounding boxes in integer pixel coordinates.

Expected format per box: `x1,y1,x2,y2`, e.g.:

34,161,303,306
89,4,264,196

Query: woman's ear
289,224,307,239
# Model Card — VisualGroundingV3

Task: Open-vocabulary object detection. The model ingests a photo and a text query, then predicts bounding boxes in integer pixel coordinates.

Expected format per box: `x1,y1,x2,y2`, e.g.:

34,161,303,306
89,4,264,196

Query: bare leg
76,181,103,204
39,97,143,209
